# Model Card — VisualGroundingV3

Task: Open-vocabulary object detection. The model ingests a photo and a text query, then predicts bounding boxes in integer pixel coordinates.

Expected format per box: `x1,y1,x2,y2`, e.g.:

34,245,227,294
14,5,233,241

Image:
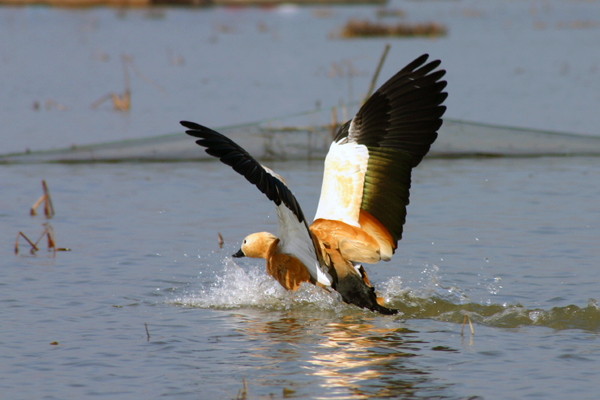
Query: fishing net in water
3,107,600,163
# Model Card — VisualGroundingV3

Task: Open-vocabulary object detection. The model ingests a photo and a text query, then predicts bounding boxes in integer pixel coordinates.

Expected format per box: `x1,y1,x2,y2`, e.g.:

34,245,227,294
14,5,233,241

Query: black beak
232,248,245,258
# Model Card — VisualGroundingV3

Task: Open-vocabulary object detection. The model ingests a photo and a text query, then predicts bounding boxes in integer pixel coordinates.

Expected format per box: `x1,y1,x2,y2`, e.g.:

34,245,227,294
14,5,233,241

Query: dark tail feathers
334,273,398,315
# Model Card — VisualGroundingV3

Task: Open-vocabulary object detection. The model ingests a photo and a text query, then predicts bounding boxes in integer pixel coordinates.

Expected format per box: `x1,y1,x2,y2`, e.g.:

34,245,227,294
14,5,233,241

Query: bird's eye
243,239,247,244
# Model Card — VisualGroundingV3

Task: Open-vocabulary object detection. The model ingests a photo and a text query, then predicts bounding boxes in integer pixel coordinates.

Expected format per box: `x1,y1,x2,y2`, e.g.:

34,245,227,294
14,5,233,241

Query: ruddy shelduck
181,54,447,314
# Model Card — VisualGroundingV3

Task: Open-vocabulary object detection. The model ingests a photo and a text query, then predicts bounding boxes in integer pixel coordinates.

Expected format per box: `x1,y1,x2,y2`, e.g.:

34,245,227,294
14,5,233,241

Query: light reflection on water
215,310,439,399
304,320,419,398
2,157,600,399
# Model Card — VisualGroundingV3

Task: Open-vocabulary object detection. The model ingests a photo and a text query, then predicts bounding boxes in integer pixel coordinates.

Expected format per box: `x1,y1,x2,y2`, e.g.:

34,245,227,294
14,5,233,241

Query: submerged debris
15,231,39,254
339,19,447,38
14,223,69,255
16,180,70,256
235,377,247,400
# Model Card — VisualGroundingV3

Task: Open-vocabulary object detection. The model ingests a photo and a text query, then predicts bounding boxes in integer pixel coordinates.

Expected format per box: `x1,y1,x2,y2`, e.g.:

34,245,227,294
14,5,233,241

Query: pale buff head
232,232,278,260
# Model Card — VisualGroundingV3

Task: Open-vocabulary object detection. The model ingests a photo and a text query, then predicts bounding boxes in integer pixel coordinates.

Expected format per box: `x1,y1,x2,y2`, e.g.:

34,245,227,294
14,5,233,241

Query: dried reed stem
42,180,55,218
30,194,46,216
236,377,247,399
461,314,475,336
330,106,338,140
31,180,55,218
15,232,39,254
365,43,390,102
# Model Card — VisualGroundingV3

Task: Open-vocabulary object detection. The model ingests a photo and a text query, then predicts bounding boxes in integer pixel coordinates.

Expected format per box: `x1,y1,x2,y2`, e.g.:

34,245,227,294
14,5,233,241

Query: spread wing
314,54,447,258
181,121,332,286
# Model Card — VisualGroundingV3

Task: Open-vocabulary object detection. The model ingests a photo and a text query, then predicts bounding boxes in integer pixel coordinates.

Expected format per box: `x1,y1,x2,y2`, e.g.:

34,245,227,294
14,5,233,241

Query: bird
181,53,447,315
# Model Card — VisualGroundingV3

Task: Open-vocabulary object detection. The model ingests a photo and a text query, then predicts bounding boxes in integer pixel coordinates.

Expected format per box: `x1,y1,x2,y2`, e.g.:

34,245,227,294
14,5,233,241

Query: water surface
2,157,599,399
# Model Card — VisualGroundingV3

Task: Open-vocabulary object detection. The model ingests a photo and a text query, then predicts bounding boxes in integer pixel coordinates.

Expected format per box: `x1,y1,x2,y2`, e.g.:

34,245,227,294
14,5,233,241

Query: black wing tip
181,119,307,224
424,58,442,72
404,54,443,74
347,53,447,148
180,120,200,130
409,53,429,68
181,120,216,139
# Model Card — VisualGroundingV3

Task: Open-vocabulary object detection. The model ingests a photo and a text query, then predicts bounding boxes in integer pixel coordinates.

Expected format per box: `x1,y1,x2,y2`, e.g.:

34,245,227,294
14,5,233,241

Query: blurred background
2,0,600,156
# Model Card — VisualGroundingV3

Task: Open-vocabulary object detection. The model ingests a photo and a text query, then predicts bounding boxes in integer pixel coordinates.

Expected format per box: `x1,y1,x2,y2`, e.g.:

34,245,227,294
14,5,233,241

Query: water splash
379,266,600,331
379,264,470,308
170,259,600,331
170,258,343,312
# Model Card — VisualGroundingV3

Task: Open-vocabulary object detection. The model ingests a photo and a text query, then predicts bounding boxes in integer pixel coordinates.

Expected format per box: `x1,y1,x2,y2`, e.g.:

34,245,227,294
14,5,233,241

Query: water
2,0,600,155
3,1,600,398
2,157,600,399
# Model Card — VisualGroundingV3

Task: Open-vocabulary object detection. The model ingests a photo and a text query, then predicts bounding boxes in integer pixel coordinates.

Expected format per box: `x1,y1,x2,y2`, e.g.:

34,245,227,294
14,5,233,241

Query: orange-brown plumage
358,210,395,261
268,253,312,291
183,53,447,314
236,232,313,291
310,219,382,265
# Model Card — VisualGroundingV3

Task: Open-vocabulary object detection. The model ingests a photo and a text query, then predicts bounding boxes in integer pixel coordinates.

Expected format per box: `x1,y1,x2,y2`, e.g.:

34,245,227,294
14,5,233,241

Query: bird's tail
334,272,398,315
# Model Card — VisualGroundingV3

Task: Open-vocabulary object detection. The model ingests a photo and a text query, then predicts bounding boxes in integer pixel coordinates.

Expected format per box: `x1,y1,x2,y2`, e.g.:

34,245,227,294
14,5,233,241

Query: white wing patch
314,141,369,227
263,167,333,287
275,202,332,286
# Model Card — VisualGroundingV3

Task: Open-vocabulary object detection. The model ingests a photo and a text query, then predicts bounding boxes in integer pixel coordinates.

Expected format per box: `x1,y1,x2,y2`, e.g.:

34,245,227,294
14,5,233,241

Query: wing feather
313,141,369,226
315,54,446,253
182,121,307,222
181,121,332,286
344,54,446,166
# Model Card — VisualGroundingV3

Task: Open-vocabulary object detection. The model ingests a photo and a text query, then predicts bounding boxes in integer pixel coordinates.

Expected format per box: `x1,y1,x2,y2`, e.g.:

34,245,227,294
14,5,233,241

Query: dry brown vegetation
340,20,447,38
91,54,163,112
15,180,70,256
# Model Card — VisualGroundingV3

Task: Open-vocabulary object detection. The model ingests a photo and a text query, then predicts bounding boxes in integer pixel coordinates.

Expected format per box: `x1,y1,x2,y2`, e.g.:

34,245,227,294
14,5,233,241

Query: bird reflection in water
234,312,439,399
